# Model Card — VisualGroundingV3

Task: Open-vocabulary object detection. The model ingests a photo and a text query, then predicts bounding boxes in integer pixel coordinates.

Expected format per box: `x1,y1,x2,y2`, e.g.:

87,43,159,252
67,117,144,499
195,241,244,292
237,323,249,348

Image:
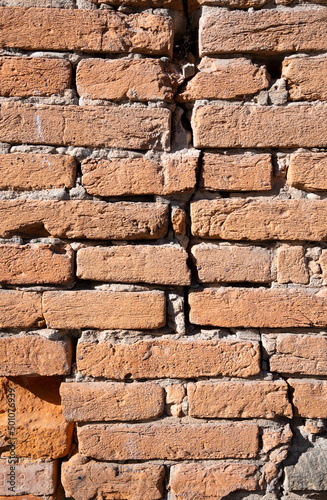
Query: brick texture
282,55,327,101
0,290,42,329
0,458,57,496
288,379,327,418
287,152,327,192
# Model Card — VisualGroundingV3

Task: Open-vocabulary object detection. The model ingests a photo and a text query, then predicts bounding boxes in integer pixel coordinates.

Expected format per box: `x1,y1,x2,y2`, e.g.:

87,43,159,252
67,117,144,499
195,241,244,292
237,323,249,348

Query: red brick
77,422,259,460
43,290,166,330
189,288,327,328
0,458,57,496
282,55,327,101
0,290,42,329
277,245,309,284
287,152,327,192
288,379,327,418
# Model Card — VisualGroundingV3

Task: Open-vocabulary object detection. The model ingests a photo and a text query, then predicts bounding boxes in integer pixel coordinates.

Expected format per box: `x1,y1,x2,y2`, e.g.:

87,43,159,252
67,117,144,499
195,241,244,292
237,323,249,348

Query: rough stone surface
77,245,191,285
277,246,309,284
285,437,327,491
0,290,42,329
77,422,259,460
191,0,267,8
287,152,327,192
282,56,327,101
288,379,327,418
76,338,260,379
43,290,166,330
0,458,57,495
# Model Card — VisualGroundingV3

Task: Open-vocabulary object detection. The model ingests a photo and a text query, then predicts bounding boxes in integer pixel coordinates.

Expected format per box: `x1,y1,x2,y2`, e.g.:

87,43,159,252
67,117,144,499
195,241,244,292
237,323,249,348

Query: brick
191,199,327,241
165,384,185,417
199,6,327,56
201,152,272,192
76,245,191,286
81,151,197,196
277,246,309,284
191,243,272,283
269,334,327,376
288,379,327,418
0,333,72,376
0,56,71,97
78,422,259,460
62,454,164,500
60,382,164,422
43,290,166,330
188,380,292,419
0,200,168,240
0,243,74,285
282,55,327,101
178,57,269,101
0,102,171,150
320,249,327,282
0,8,173,57
0,290,42,329
171,207,186,235
287,152,327,192
77,58,182,102
189,288,327,328
192,103,327,148
76,337,260,379
88,0,183,9
191,0,266,9
0,377,73,458
0,458,57,495
169,463,258,500
0,153,76,191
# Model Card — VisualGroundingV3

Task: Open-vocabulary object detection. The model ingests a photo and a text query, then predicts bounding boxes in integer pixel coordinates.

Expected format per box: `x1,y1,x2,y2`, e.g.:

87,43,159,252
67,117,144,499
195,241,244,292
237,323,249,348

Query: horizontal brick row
89,0,183,8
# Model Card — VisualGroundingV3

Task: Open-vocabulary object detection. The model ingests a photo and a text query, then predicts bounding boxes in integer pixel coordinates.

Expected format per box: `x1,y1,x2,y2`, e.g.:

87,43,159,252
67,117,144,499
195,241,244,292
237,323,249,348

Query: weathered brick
189,288,327,328
76,245,191,286
43,290,166,330
0,290,42,329
192,103,327,148
0,243,74,285
287,152,327,192
0,200,168,240
188,380,292,419
88,0,183,9
62,454,164,500
60,382,164,422
78,422,259,460
201,152,272,192
0,377,73,458
282,55,327,101
199,6,327,56
191,243,272,283
277,246,309,284
0,8,173,57
0,56,71,97
0,458,57,496
81,152,197,196
171,207,186,235
191,199,327,241
269,334,327,376
0,103,171,150
178,57,269,101
169,463,259,500
190,0,266,10
320,249,327,283
288,379,327,418
77,58,182,102
76,337,260,379
0,333,72,376
0,153,76,191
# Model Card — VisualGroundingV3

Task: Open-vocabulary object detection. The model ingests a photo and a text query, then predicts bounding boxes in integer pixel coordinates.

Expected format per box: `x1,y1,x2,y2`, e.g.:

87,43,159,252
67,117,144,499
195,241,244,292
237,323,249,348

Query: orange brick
0,458,57,496
88,0,183,9
0,290,42,329
282,55,327,101
277,245,309,284
288,379,327,418
287,152,327,192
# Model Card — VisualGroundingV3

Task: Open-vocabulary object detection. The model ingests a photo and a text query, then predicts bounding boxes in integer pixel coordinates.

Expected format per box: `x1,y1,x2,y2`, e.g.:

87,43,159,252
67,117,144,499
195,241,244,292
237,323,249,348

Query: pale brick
0,290,42,329
0,333,72,376
0,200,168,240
200,6,327,56
0,8,173,57
282,56,327,101
188,380,292,419
81,152,197,196
191,243,272,283
43,290,166,330
288,152,327,192
60,382,164,421
78,422,259,460
0,102,171,150
189,288,327,328
192,103,327,148
165,384,185,417
0,153,76,191
269,334,327,376
76,245,191,286
277,246,309,284
178,57,269,101
288,379,327,418
0,56,71,97
201,152,272,191
62,454,164,500
169,463,258,500
0,458,57,496
0,243,74,285
191,199,327,241
76,337,260,379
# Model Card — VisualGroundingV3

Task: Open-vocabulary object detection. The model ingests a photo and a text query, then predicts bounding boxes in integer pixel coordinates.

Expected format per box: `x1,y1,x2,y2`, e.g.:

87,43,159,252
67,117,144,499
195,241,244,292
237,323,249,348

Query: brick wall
0,0,326,498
